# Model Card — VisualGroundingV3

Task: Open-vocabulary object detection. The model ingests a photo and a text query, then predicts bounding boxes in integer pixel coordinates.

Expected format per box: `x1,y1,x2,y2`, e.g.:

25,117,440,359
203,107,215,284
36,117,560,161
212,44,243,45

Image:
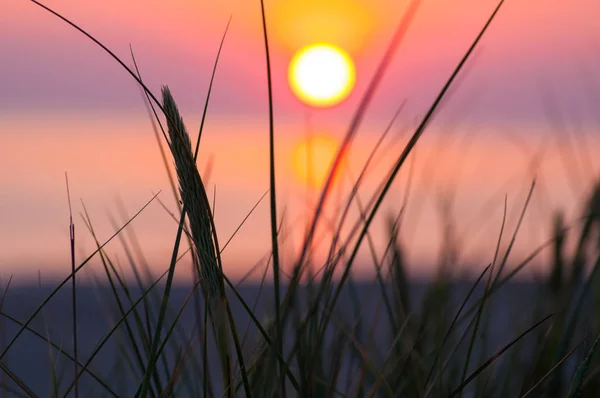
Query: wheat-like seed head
161,85,220,304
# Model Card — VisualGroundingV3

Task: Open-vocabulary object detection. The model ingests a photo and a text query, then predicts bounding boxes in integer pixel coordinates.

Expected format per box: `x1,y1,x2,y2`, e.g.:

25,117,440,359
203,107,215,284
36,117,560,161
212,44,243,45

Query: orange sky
2,112,599,283
1,0,600,283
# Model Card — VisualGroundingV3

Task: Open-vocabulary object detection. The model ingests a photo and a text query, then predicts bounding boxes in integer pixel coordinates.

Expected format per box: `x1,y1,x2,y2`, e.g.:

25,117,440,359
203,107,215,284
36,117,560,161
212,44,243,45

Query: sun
293,134,347,189
288,43,356,107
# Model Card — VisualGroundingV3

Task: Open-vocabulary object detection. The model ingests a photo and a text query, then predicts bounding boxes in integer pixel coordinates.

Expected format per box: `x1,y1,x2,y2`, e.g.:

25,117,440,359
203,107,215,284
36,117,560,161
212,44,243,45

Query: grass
3,0,600,396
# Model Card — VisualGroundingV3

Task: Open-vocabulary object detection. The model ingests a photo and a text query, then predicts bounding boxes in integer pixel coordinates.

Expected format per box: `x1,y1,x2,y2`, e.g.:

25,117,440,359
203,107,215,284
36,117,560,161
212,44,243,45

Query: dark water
0,282,562,397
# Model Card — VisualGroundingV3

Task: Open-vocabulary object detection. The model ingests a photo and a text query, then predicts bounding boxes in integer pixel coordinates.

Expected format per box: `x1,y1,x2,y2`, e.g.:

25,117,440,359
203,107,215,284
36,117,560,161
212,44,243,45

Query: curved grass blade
61,268,170,397
221,274,300,391
0,362,38,398
0,192,160,361
136,188,191,396
460,196,509,387
80,207,162,395
192,18,231,161
0,312,118,397
424,263,491,389
449,313,555,398
492,180,536,285
567,334,600,398
295,0,422,276
320,0,507,350
29,0,172,144
520,335,589,398
152,282,202,396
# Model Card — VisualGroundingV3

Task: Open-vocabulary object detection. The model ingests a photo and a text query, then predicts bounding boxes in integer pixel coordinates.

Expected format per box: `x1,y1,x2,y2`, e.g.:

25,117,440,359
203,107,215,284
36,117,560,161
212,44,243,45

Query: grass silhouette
3,0,600,397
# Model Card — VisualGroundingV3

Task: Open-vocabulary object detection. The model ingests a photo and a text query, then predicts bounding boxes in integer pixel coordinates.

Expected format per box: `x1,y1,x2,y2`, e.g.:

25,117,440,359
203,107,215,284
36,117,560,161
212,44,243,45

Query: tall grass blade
80,207,162,395
296,0,421,276
493,180,536,285
0,312,117,396
449,313,555,397
29,0,172,139
138,88,218,397
521,335,588,398
321,0,506,345
0,362,37,398
192,17,231,162
424,263,491,391
0,192,160,361
64,173,78,398
258,1,285,395
460,195,508,387
62,268,170,397
567,334,600,398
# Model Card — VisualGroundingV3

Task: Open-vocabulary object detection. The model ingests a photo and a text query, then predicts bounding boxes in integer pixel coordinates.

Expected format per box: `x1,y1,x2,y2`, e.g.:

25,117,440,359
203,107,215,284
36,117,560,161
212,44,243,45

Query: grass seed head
161,85,220,305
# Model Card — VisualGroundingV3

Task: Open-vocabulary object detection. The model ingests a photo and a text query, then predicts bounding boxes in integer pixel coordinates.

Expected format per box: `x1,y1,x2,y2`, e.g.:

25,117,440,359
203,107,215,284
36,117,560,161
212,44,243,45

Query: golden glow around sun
288,43,356,107
271,0,375,54
293,134,347,189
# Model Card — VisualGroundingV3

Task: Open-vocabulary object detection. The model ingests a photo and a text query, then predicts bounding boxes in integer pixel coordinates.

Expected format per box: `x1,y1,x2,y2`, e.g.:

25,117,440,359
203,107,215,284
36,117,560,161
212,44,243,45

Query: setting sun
293,134,347,189
288,43,356,107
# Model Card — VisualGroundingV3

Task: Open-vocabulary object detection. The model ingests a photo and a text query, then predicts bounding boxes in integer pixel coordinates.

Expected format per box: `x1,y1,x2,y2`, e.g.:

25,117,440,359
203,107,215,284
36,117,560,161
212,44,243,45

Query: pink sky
1,0,600,283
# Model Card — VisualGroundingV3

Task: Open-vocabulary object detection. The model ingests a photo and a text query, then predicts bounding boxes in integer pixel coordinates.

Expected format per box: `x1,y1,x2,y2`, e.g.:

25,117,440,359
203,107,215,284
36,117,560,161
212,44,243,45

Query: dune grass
3,0,600,396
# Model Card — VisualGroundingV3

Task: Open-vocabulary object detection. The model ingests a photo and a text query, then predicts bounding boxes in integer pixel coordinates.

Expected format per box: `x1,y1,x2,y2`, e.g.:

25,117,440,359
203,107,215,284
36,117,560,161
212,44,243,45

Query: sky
1,0,600,283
